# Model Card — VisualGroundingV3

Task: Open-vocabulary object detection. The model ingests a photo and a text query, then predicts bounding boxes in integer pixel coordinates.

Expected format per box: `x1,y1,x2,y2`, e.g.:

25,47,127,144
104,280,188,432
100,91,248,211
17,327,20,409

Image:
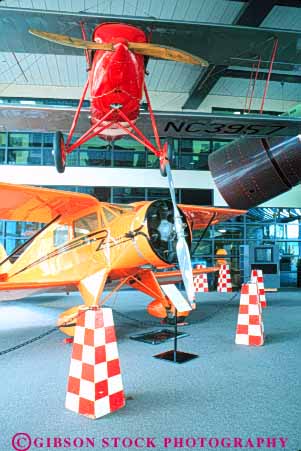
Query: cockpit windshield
73,213,99,237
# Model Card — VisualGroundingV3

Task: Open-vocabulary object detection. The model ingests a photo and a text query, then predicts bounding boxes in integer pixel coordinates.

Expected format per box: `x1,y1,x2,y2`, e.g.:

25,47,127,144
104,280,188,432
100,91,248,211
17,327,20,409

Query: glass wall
0,132,227,171
191,212,301,288
34,186,212,205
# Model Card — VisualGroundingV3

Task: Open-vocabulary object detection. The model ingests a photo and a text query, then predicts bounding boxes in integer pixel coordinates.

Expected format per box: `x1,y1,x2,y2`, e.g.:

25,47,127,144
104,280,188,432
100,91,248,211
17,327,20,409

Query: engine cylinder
146,199,191,264
208,135,301,209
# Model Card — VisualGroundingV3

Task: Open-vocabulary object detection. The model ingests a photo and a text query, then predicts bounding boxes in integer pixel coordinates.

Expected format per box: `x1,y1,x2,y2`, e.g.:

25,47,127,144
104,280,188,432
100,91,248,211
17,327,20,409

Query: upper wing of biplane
1,7,301,70
0,105,300,139
0,182,99,223
179,204,246,230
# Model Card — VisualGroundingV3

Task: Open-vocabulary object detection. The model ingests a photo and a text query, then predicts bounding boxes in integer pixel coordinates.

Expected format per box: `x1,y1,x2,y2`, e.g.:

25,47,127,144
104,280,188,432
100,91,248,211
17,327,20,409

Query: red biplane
29,22,208,175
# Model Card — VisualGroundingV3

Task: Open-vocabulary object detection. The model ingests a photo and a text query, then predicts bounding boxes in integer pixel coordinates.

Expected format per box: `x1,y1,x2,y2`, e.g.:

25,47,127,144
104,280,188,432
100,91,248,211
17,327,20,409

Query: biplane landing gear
53,131,66,173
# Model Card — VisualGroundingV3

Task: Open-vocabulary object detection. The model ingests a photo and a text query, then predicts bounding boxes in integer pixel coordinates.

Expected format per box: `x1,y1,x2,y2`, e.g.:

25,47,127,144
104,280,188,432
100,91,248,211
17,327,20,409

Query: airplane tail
0,244,11,274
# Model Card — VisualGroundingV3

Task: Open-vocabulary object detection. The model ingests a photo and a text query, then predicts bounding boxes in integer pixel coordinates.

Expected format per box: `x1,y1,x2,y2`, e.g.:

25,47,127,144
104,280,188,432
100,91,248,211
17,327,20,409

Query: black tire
53,131,66,173
160,142,174,177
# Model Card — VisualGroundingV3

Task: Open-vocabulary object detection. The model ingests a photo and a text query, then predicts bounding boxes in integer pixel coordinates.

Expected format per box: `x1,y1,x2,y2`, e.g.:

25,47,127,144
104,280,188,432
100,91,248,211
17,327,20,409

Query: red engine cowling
89,23,146,135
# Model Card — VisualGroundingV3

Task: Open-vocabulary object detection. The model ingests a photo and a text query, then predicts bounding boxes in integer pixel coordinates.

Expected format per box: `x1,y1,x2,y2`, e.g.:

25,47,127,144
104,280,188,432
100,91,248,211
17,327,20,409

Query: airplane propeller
165,160,196,305
29,28,208,66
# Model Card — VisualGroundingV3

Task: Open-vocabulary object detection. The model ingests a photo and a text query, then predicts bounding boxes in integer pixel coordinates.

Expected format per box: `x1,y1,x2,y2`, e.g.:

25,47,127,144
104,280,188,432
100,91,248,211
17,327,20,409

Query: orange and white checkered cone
235,283,264,346
251,269,267,308
65,306,125,419
193,264,209,292
217,264,232,292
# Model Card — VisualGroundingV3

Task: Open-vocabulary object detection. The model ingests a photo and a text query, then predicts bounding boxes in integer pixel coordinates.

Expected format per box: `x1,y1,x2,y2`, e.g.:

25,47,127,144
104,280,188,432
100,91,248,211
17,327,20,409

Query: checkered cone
251,269,267,308
217,264,232,292
193,265,209,292
65,306,125,419
235,283,264,346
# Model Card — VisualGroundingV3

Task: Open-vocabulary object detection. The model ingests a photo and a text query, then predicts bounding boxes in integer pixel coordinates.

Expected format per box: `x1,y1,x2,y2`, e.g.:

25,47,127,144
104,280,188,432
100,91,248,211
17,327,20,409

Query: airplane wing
0,105,300,138
179,205,246,230
154,266,219,286
1,7,301,70
0,182,99,223
0,281,79,303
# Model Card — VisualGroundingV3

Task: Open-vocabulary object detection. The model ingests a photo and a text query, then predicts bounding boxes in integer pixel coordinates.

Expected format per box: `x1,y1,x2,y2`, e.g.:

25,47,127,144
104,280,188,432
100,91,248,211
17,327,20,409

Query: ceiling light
20,100,36,105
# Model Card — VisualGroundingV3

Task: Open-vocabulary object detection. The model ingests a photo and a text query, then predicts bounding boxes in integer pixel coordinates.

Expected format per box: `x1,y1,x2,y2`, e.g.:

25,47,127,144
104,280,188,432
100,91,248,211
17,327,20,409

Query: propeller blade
128,42,208,66
29,29,208,66
165,162,196,303
28,29,114,51
176,237,196,303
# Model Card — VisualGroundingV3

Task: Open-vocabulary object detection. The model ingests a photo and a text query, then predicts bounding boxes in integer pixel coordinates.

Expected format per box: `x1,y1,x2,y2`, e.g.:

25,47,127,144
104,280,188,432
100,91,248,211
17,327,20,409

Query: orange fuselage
6,200,190,286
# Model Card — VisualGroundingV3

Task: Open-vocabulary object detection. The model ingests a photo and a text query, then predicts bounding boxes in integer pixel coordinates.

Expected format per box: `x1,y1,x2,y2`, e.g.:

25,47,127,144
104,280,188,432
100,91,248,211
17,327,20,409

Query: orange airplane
0,182,244,335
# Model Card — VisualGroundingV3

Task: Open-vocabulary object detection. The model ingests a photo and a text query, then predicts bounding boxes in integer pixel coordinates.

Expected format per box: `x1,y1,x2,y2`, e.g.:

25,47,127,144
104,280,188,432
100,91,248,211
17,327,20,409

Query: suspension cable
260,38,278,114
248,56,261,113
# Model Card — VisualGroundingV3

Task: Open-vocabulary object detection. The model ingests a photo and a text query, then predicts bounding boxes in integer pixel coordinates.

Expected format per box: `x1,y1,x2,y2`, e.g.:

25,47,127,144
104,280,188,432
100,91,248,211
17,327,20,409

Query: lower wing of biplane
0,105,299,140
0,182,245,335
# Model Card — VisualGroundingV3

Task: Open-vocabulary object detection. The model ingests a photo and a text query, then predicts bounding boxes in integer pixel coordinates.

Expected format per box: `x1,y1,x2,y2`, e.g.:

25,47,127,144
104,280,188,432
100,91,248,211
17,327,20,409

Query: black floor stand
153,309,198,364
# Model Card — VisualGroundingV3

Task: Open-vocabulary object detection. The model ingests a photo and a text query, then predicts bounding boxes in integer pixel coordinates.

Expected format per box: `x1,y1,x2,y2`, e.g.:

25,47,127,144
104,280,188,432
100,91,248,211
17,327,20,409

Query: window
147,188,170,200
112,187,145,204
255,247,273,263
212,140,231,152
80,137,103,149
54,225,69,247
5,238,27,255
181,139,210,154
8,133,29,147
178,140,210,170
91,187,111,202
0,133,6,147
181,189,213,206
106,206,124,216
43,134,53,147
147,151,160,169
102,207,117,223
8,133,42,147
66,151,79,166
7,149,42,165
81,149,111,167
73,213,99,237
113,139,146,168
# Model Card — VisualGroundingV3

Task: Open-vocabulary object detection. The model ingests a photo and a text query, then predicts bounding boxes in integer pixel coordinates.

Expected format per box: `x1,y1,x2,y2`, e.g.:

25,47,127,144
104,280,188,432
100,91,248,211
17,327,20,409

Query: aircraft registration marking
164,121,287,136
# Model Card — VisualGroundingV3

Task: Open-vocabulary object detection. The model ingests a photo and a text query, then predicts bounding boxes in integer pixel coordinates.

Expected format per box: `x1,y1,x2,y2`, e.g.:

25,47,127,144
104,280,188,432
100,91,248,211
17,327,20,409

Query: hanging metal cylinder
208,135,301,209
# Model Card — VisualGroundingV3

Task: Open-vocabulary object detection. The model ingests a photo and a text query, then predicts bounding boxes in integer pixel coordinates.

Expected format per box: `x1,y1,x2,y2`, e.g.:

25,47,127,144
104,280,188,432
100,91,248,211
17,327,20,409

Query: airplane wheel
53,131,66,173
57,305,83,337
160,143,173,177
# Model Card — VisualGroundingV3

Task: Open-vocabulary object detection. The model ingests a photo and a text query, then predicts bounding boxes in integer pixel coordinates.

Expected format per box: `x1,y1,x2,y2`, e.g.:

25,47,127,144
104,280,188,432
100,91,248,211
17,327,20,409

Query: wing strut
191,212,217,256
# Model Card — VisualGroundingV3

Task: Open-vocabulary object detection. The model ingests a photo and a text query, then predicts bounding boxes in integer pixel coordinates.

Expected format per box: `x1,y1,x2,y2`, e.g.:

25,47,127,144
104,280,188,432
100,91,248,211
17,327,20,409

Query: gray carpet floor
0,289,300,451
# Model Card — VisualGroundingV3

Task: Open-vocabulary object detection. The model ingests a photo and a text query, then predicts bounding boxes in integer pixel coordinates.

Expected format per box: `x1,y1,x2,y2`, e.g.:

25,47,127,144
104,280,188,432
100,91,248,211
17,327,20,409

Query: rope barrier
0,292,239,356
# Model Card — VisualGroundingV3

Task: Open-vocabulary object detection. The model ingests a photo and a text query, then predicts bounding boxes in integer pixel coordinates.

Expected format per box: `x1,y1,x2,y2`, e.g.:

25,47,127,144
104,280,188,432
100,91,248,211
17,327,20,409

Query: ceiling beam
182,65,228,109
227,0,301,5
224,68,301,84
235,0,278,26
183,0,279,109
